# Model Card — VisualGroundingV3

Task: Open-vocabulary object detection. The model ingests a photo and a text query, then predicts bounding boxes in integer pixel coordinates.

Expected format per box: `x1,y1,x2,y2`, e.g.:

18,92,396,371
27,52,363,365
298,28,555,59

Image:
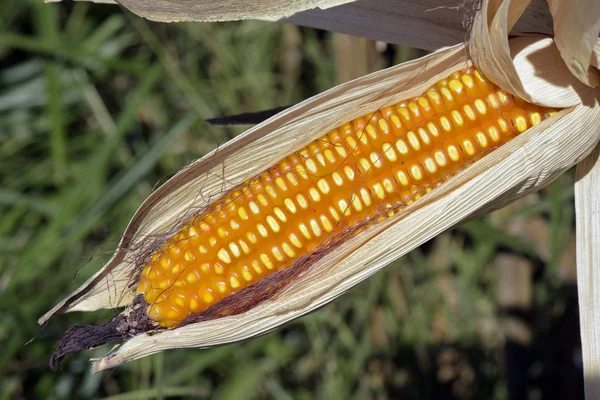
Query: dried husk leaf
469,0,532,102
106,0,354,23
469,0,591,107
547,0,600,87
284,0,553,51
45,0,554,51
575,142,600,399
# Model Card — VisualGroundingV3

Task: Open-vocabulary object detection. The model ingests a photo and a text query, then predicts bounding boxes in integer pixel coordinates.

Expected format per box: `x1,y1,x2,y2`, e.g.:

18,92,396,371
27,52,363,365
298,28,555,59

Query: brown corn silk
137,67,558,328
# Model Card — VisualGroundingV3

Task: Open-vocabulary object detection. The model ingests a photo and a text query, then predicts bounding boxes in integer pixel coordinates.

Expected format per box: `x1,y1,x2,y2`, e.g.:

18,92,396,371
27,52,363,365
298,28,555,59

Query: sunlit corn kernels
138,67,558,327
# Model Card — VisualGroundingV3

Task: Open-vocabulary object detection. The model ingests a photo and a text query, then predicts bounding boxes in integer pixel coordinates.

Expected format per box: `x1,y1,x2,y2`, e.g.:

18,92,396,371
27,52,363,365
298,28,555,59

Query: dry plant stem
575,142,600,399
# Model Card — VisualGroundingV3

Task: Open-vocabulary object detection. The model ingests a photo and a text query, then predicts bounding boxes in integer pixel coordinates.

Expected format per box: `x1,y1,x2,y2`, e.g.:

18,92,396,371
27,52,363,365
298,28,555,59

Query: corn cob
137,67,558,328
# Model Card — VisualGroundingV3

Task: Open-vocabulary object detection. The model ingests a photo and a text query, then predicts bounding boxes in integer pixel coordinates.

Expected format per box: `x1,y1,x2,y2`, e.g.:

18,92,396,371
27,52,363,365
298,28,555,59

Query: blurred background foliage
0,0,584,399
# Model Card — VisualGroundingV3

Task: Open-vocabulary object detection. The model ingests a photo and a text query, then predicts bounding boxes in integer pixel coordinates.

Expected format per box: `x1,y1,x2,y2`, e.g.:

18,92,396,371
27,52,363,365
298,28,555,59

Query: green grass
0,1,581,399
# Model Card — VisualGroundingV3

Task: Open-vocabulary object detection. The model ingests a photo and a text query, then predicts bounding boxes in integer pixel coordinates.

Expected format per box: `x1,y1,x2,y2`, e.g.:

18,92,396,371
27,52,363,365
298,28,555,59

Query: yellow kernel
289,233,303,248
463,104,476,122
382,143,397,162
417,128,432,147
434,150,448,167
218,227,227,238
329,206,340,221
187,271,199,284
410,164,424,181
366,124,378,140
266,215,280,233
394,168,411,187
317,178,330,194
310,219,323,237
282,243,296,257
305,159,318,174
296,164,308,178
265,184,278,199
359,158,372,173
241,267,253,282
320,215,334,232
382,178,395,193
338,199,351,216
423,157,438,174
407,132,421,151
260,253,274,270
216,281,227,294
378,119,390,133
275,177,287,191
324,149,335,163
460,137,476,156
360,188,372,207
439,116,452,133
395,139,410,155
346,136,357,149
284,198,297,214
451,110,464,128
251,260,264,275
286,172,298,186
427,122,440,138
249,201,260,214
344,166,355,180
475,131,489,148
237,207,249,220
372,182,386,199
296,194,309,209
230,276,241,289
335,144,348,158
332,172,344,186
299,223,312,239
257,194,268,206
229,242,241,258
230,219,240,230
272,247,285,261
352,195,363,212
530,111,542,126
309,187,321,202
447,144,461,161
370,152,383,168
217,248,232,264
239,239,250,254
247,231,258,244
203,291,214,304
474,99,487,115
257,223,269,238
272,207,286,222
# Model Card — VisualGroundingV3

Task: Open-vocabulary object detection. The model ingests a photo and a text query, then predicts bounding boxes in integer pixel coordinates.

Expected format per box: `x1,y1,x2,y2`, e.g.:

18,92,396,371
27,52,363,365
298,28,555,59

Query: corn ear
42,0,600,372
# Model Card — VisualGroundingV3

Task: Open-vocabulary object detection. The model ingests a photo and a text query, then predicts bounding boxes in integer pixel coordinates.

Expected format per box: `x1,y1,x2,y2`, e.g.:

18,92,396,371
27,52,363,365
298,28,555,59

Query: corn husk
42,0,600,373
88,0,354,22
575,143,600,399
46,0,555,51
